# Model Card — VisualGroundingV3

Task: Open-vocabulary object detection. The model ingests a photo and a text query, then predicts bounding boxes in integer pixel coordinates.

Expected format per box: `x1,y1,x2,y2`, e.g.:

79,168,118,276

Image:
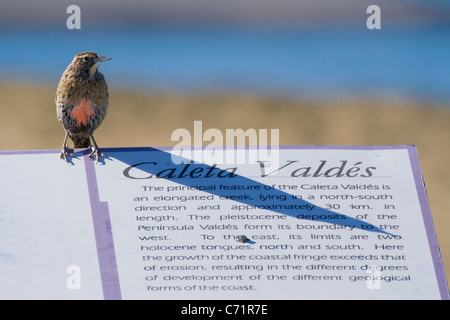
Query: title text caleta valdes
123,160,376,179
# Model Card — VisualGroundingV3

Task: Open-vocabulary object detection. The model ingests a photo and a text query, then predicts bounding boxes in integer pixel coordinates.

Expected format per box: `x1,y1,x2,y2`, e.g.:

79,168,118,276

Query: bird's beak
94,55,111,63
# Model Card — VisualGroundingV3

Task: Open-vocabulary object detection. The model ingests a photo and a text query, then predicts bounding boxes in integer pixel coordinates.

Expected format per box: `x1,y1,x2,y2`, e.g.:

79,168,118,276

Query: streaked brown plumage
56,51,111,162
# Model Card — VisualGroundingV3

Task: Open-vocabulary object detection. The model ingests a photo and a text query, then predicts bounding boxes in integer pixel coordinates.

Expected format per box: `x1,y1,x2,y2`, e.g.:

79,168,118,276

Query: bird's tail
70,135,91,148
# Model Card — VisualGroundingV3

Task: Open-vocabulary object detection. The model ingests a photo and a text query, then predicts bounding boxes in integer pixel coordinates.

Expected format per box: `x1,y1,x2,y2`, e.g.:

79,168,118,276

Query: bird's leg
59,132,74,162
89,134,104,163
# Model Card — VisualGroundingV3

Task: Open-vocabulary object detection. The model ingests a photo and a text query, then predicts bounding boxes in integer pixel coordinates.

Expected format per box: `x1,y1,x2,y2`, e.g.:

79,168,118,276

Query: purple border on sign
405,146,450,299
84,154,122,300
1,145,448,299
0,149,60,155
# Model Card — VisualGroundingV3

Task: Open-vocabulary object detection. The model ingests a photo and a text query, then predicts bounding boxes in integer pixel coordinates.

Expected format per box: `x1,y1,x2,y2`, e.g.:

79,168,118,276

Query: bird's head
71,51,111,79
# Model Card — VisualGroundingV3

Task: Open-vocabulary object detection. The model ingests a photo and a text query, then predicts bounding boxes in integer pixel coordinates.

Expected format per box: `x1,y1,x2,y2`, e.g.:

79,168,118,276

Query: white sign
0,146,448,299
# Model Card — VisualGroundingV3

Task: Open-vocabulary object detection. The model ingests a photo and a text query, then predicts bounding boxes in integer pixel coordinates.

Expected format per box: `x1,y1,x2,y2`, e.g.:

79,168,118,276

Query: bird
56,51,111,162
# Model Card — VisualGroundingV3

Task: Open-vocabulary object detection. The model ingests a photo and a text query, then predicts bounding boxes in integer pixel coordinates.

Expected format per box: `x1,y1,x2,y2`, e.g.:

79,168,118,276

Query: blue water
0,26,449,103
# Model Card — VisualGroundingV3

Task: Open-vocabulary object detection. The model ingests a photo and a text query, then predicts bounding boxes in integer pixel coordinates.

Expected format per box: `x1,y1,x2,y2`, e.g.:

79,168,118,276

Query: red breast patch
72,96,95,126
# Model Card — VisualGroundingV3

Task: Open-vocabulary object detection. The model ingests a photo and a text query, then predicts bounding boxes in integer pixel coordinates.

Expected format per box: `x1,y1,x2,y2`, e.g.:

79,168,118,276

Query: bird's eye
83,56,89,61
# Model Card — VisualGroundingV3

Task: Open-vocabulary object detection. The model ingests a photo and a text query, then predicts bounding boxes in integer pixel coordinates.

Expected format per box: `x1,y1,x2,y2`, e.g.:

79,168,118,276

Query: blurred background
1,0,449,286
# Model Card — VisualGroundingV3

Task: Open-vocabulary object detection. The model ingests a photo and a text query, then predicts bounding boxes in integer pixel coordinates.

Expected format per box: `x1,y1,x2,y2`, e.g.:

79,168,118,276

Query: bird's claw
60,146,75,163
89,146,104,164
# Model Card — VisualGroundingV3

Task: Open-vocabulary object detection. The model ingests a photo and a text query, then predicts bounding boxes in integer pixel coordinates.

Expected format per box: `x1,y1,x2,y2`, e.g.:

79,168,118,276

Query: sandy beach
1,82,449,279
